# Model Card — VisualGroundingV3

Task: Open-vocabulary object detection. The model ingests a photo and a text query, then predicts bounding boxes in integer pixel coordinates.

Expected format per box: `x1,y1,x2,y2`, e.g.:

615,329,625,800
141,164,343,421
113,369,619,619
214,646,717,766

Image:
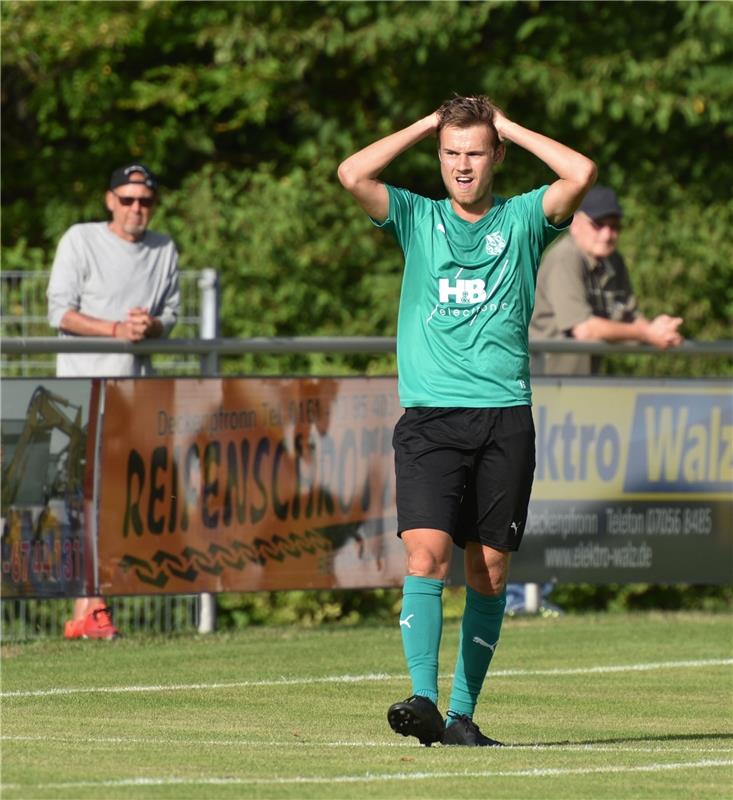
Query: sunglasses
589,219,621,232
114,193,154,208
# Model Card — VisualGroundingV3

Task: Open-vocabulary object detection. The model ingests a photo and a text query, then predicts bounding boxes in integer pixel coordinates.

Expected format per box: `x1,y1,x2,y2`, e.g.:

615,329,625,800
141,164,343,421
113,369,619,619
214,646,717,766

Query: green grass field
2,611,732,800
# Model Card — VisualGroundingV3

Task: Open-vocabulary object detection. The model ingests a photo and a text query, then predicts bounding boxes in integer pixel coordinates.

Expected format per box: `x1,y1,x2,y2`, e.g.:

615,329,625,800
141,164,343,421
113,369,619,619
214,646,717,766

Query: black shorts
393,406,535,552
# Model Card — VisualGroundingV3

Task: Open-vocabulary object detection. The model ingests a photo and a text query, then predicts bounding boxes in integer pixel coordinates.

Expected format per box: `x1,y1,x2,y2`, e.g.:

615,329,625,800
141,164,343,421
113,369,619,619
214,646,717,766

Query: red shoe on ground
64,605,119,640
82,605,119,639
63,618,85,640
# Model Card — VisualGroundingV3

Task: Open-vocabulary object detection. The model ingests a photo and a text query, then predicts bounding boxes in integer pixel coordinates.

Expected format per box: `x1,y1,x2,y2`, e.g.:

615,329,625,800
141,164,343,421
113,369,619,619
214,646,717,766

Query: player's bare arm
492,109,597,224
337,113,440,222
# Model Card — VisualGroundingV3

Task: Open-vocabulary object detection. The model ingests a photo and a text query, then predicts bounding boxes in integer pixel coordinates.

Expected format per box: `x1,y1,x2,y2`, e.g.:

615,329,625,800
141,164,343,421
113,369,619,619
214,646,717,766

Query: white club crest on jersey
485,232,506,256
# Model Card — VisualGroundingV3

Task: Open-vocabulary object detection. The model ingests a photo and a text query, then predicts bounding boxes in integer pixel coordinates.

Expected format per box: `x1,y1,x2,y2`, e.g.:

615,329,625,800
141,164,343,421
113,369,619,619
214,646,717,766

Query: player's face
438,124,503,215
106,175,155,242
571,212,621,260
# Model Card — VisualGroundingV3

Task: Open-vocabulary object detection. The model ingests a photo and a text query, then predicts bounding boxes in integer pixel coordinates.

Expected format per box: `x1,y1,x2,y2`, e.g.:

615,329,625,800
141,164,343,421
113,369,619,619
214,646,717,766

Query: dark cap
579,186,623,220
109,163,158,191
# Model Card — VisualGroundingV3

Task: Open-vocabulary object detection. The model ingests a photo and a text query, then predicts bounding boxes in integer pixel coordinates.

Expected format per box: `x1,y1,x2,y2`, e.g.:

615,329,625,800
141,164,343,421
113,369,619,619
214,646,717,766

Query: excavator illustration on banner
1,385,88,597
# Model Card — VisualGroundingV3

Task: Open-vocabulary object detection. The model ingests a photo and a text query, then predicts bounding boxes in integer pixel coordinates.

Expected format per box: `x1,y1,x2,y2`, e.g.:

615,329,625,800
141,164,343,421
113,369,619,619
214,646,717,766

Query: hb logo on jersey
439,278,487,304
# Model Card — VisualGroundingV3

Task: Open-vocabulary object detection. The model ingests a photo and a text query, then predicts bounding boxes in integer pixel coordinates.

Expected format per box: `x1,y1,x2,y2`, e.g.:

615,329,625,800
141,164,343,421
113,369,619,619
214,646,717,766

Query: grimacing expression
571,212,622,260
438,124,504,212
106,175,155,241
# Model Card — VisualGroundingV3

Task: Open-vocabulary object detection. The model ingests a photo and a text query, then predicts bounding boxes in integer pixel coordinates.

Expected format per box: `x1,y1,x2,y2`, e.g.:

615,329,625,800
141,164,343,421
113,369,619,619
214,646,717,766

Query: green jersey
374,184,569,408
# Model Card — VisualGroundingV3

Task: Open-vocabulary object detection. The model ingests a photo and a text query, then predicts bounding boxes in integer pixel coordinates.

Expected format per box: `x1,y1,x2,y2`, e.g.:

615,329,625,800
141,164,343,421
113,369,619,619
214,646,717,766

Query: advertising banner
96,377,405,595
4,375,730,597
1,379,98,598
509,379,733,584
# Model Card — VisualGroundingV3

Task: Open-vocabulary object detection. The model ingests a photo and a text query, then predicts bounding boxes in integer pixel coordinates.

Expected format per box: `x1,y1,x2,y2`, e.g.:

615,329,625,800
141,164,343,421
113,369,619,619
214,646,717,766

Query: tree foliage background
3,0,732,376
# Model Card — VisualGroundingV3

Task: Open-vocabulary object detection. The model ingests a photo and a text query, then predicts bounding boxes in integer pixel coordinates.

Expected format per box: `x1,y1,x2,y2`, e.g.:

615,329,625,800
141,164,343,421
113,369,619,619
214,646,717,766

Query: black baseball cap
109,163,158,191
579,186,623,220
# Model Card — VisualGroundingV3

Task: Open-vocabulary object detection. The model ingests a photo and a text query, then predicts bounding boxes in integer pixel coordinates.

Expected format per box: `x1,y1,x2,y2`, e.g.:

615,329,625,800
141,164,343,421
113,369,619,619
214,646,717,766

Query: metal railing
4,336,730,358
0,269,215,376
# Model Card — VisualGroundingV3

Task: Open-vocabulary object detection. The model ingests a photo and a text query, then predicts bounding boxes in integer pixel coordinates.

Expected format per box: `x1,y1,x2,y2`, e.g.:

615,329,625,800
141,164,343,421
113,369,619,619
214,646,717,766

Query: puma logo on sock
472,636,497,653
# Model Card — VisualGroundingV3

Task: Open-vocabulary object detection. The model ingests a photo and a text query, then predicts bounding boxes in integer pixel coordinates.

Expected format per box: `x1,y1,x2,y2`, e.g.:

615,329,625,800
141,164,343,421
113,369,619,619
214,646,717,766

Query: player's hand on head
491,105,510,142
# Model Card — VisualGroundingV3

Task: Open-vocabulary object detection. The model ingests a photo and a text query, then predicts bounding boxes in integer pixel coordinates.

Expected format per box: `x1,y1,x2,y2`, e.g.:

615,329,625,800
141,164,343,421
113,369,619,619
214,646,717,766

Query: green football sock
446,585,506,722
399,575,444,705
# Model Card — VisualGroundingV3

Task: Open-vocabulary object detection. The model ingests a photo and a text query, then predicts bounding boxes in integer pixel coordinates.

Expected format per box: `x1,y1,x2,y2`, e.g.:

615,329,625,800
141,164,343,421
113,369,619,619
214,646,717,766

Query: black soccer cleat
441,714,503,747
387,695,444,747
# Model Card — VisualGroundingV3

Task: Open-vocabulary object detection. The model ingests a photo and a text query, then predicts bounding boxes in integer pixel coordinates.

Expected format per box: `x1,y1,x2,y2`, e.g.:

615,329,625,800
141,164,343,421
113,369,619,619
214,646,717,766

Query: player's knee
406,547,449,580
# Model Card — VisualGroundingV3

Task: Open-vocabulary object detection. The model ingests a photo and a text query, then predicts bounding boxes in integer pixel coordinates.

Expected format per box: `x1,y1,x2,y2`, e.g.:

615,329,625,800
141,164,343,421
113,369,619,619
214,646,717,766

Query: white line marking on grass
2,659,730,699
0,672,395,698
506,659,733,678
4,759,732,790
0,734,414,748
515,744,733,753
2,735,732,755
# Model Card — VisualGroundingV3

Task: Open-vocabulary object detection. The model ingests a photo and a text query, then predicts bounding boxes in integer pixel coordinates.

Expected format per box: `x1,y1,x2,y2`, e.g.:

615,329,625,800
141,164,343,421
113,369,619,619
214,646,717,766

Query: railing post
523,345,547,615
523,583,540,615
197,592,217,636
197,268,220,634
198,268,220,376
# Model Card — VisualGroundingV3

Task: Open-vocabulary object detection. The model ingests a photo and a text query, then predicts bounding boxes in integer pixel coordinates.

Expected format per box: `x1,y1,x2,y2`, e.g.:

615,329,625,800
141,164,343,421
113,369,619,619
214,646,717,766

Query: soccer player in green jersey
338,96,596,746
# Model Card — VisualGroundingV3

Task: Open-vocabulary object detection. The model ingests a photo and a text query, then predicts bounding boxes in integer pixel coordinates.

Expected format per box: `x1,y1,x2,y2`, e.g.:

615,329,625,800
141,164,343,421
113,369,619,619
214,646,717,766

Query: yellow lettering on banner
684,423,707,482
708,408,720,482
645,406,687,481
720,423,733,483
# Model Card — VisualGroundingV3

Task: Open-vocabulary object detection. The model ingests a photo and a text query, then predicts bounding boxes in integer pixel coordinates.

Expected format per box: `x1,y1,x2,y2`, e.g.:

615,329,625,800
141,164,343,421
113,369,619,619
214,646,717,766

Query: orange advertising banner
97,377,406,595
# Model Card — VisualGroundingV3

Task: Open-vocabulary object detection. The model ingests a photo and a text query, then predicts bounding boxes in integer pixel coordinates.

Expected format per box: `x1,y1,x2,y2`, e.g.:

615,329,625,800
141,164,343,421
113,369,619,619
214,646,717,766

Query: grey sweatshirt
47,222,180,377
